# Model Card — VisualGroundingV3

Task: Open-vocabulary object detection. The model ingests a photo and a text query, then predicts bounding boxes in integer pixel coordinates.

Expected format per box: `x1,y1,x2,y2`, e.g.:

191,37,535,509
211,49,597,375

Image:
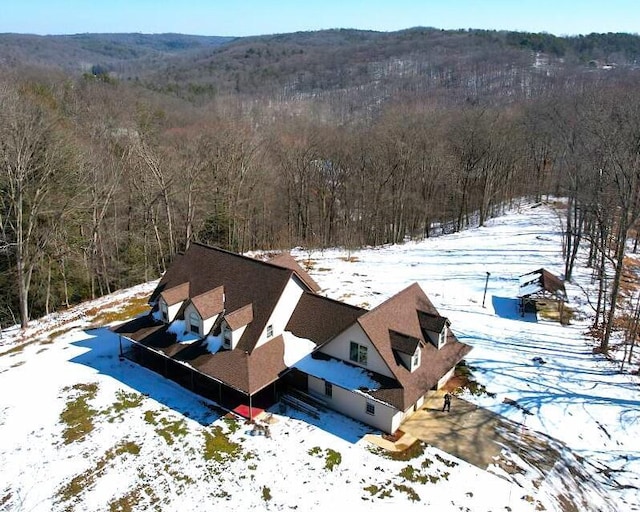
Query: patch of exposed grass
203,425,242,463
399,465,429,484
155,417,188,445
363,481,394,500
435,453,458,468
57,440,141,508
87,296,150,326
339,256,360,262
115,441,141,456
0,340,38,357
364,484,380,496
58,470,90,508
536,300,574,325
143,409,188,445
398,462,451,485
106,390,144,422
108,488,143,512
47,327,76,341
373,440,426,461
261,486,272,501
223,416,240,433
324,448,342,471
60,383,99,444
307,446,342,471
393,483,420,502
451,361,496,398
308,446,322,456
143,410,157,425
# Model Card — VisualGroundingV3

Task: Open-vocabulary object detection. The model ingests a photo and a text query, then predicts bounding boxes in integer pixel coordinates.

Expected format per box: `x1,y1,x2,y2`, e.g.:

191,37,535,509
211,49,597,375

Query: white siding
222,320,247,350
320,323,394,379
202,314,219,337
307,375,399,433
254,276,305,349
183,303,202,336
164,299,183,323
437,366,455,389
232,325,248,347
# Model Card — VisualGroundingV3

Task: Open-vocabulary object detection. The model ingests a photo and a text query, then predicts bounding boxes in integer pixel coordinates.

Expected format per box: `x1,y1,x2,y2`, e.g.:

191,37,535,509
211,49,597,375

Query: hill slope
1,201,637,511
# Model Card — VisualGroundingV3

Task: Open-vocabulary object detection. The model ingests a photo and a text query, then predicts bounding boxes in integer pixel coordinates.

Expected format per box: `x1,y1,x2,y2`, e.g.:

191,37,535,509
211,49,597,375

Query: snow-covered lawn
1,201,638,511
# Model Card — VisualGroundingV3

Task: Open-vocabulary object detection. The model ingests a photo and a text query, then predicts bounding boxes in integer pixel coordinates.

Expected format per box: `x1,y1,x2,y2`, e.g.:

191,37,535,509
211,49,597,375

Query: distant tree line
1,34,640,368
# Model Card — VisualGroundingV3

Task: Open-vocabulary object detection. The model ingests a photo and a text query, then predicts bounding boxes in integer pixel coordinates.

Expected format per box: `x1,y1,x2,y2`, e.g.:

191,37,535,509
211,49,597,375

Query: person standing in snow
442,392,452,412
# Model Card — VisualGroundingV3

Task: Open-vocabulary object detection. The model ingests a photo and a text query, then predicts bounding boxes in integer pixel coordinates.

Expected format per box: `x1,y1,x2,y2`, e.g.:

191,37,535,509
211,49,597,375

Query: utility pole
482,272,491,308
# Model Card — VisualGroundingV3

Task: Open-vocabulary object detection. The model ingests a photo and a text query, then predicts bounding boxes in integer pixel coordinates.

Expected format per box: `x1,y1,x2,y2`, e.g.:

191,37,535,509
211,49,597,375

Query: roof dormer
158,282,190,322
417,310,450,349
389,330,424,372
221,304,253,350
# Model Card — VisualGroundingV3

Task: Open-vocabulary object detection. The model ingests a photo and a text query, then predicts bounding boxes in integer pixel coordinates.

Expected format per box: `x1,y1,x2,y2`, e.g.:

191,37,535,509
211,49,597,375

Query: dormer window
411,348,421,370
189,311,201,336
266,324,274,338
222,324,232,349
438,327,447,348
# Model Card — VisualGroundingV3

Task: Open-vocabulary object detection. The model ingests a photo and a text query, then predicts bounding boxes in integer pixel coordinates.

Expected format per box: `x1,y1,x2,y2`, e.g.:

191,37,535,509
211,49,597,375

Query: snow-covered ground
1,201,638,511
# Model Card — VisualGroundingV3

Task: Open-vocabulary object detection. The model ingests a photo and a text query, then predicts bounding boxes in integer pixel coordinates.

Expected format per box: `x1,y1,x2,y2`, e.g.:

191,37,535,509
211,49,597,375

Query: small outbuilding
517,268,567,317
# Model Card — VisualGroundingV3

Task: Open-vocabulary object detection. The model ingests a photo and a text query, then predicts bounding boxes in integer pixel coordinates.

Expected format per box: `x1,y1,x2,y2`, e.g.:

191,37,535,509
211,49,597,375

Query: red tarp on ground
233,404,264,420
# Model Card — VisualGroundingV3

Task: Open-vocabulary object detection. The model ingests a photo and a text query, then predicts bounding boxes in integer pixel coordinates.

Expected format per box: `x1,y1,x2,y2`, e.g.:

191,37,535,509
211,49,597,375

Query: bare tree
0,80,72,327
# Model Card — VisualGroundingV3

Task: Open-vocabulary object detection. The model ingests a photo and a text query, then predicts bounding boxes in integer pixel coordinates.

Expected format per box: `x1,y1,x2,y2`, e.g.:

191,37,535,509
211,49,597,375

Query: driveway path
401,392,506,469
393,391,616,512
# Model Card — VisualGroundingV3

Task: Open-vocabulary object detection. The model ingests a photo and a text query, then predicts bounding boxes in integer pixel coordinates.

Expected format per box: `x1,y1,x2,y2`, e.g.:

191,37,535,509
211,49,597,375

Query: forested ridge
1,27,640,361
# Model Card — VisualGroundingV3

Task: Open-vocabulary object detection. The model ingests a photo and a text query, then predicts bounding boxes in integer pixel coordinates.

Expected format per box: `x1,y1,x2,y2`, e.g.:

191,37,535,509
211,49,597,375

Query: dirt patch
382,430,404,442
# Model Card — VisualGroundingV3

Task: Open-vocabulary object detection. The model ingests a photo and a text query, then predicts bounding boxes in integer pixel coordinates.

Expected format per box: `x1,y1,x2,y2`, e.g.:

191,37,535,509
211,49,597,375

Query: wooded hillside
1,28,640,357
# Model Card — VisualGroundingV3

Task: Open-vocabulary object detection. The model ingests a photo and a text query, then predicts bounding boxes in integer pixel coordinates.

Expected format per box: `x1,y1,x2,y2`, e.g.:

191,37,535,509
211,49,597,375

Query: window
411,349,421,370
266,324,274,338
189,311,200,335
324,381,333,398
349,341,368,365
222,325,232,348
366,402,375,415
438,328,447,347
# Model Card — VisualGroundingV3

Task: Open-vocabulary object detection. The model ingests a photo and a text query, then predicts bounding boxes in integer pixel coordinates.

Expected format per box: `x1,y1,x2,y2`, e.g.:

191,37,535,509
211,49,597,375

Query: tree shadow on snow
492,296,537,322
68,327,223,426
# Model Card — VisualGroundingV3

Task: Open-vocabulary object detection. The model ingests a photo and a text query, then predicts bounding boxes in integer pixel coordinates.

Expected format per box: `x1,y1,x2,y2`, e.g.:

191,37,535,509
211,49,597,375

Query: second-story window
189,311,200,335
222,324,232,348
411,348,421,370
349,341,368,365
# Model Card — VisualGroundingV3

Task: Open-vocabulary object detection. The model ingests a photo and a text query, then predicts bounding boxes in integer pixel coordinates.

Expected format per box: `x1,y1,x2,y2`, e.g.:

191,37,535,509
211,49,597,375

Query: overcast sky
1,1,638,37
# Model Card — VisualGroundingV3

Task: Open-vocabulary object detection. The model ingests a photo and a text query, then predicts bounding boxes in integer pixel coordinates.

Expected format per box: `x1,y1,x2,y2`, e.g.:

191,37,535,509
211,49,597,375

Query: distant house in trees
114,243,471,433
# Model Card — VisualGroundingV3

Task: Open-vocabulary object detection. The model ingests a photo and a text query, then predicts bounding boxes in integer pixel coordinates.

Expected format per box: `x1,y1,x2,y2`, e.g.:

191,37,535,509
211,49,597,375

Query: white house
115,243,471,433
